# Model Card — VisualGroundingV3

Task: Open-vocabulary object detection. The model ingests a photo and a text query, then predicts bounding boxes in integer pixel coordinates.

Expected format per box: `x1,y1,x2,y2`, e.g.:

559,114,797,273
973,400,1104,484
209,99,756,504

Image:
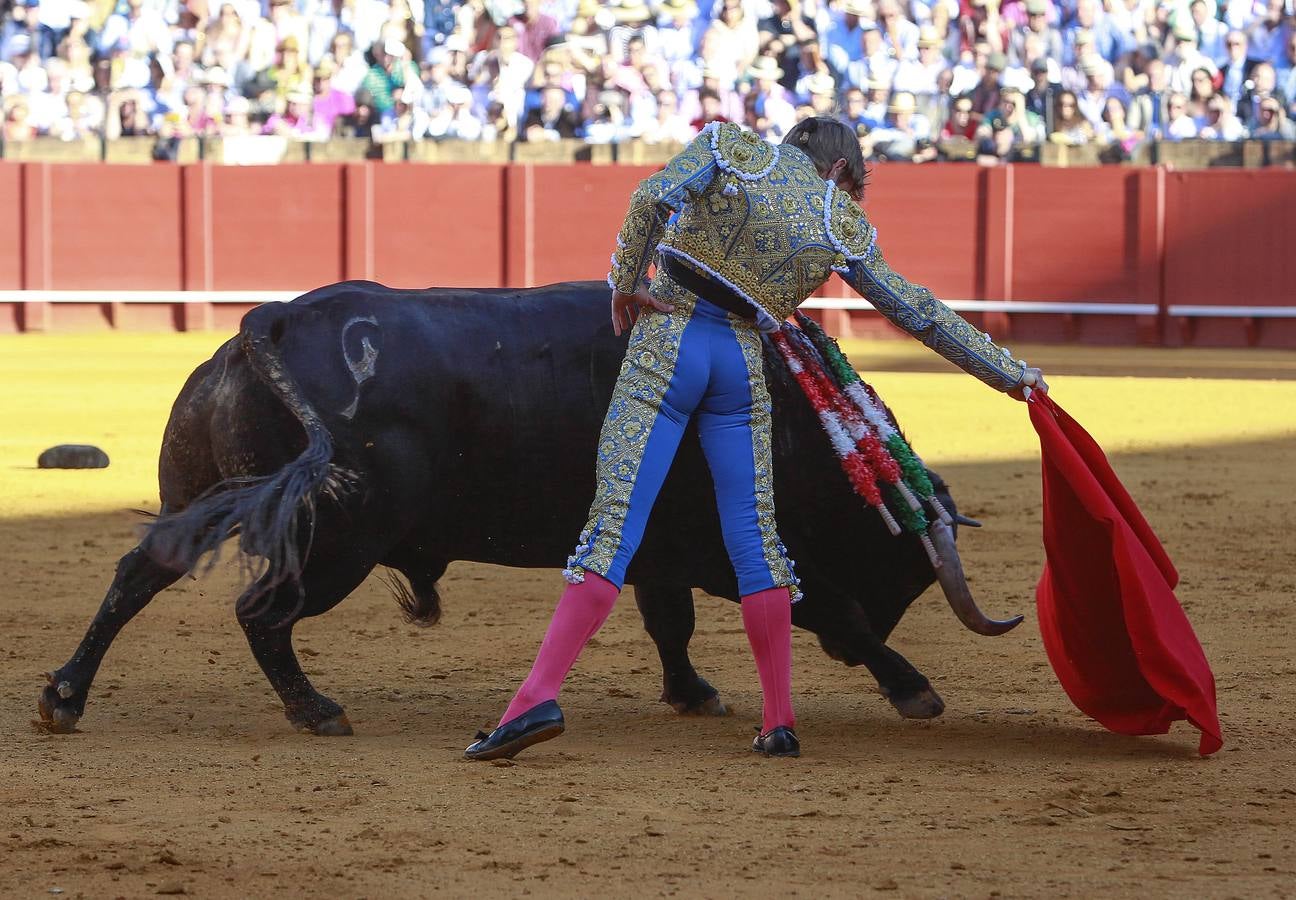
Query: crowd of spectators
2,0,1295,162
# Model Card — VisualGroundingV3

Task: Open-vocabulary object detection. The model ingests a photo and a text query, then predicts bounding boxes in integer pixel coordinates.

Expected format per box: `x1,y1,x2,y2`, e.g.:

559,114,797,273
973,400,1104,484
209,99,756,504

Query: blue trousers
565,274,798,597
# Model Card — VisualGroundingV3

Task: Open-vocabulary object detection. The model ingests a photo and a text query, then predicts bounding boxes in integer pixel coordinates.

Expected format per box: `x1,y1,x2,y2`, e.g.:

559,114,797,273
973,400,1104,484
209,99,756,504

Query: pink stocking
741,587,796,733
499,572,620,725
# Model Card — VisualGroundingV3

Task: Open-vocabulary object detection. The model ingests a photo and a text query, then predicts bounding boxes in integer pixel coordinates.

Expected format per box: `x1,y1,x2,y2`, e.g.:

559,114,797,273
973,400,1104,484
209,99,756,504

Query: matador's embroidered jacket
607,121,1027,392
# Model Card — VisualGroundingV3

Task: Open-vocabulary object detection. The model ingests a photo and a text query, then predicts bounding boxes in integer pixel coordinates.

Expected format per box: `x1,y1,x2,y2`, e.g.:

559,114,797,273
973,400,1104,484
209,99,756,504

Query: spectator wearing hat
976,82,1043,159
970,49,1006,117
799,69,839,115
744,54,797,134
270,34,313,100
1012,0,1062,65
522,80,583,139
1167,23,1218,94
607,0,658,62
758,0,818,94
844,19,897,90
566,0,612,71
261,87,314,136
893,25,951,121
420,45,454,113
1075,53,1126,127
1024,54,1055,119
364,38,422,115
310,56,355,136
824,0,873,75
3,93,37,139
219,94,253,135
656,0,701,69
869,90,935,160
427,80,482,139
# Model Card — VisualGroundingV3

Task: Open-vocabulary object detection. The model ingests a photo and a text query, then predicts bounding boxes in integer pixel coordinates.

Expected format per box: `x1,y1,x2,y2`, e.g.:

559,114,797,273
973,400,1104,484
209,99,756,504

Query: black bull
38,280,1021,737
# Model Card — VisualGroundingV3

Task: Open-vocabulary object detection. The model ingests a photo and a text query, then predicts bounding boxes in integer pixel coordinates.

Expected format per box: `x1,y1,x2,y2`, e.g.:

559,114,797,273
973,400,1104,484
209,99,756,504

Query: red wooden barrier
345,162,507,288
1,160,1292,347
184,164,346,292
0,163,22,332
505,164,650,287
1164,170,1296,348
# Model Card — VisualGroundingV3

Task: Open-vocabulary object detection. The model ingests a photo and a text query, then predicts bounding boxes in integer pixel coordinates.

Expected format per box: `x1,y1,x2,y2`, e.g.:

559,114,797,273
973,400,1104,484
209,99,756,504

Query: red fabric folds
1028,393,1223,756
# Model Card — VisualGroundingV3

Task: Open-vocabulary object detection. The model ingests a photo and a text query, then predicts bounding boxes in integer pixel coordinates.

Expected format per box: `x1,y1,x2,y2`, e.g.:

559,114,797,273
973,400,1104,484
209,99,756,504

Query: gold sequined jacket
607,121,1027,392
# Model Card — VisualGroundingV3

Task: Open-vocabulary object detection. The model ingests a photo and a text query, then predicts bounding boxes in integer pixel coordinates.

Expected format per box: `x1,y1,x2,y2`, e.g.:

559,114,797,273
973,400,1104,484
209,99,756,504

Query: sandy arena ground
1,332,1294,898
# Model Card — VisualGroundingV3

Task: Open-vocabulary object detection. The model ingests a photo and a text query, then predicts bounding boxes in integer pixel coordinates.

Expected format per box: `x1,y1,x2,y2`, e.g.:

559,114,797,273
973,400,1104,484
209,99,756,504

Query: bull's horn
954,514,982,528
928,521,1023,636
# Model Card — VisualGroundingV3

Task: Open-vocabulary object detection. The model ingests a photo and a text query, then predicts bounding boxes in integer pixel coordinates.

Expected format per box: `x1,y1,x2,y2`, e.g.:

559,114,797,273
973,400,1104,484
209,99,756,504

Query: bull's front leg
791,573,945,720
633,583,727,716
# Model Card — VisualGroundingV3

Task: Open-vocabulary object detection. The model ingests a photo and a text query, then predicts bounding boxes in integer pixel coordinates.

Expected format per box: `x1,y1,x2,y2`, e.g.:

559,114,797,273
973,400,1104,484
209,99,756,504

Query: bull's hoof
302,714,353,737
883,685,945,720
36,682,82,734
670,694,728,717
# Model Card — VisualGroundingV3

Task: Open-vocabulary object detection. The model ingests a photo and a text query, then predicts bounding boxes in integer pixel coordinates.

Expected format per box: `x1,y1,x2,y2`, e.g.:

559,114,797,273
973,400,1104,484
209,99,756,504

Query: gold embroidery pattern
734,325,800,596
567,290,696,583
665,140,840,325
609,131,719,294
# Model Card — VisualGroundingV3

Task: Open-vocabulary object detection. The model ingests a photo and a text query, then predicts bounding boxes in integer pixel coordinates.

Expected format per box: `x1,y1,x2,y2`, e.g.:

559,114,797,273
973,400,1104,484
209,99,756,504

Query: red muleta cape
1028,392,1223,756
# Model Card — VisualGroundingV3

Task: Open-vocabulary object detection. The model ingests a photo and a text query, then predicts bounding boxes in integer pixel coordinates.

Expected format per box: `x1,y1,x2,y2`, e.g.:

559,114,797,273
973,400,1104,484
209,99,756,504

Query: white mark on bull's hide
340,315,380,420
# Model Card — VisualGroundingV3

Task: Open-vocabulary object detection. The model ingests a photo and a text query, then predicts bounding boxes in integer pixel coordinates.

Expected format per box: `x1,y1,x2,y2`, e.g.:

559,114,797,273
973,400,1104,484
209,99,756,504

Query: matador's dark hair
782,116,870,199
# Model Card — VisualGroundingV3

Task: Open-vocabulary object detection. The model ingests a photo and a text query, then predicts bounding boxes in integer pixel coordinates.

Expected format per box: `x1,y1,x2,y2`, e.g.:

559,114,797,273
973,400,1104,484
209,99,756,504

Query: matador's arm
607,127,720,294
838,225,1026,392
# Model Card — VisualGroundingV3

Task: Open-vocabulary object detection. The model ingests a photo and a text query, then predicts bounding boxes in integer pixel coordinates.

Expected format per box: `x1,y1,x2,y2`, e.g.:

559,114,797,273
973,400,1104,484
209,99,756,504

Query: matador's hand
611,286,674,336
1009,366,1049,402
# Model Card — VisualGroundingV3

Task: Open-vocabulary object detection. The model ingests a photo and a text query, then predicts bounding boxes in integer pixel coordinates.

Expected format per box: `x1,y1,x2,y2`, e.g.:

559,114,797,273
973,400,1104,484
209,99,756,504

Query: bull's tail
145,305,356,621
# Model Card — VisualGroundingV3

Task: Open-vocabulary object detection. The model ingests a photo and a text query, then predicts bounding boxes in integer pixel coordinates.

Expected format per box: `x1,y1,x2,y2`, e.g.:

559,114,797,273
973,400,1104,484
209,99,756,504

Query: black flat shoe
752,725,801,758
464,700,565,761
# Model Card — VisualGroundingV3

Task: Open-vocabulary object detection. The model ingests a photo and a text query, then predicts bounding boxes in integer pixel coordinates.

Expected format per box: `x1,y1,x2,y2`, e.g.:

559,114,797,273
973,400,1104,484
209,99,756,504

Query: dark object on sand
38,445,110,469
